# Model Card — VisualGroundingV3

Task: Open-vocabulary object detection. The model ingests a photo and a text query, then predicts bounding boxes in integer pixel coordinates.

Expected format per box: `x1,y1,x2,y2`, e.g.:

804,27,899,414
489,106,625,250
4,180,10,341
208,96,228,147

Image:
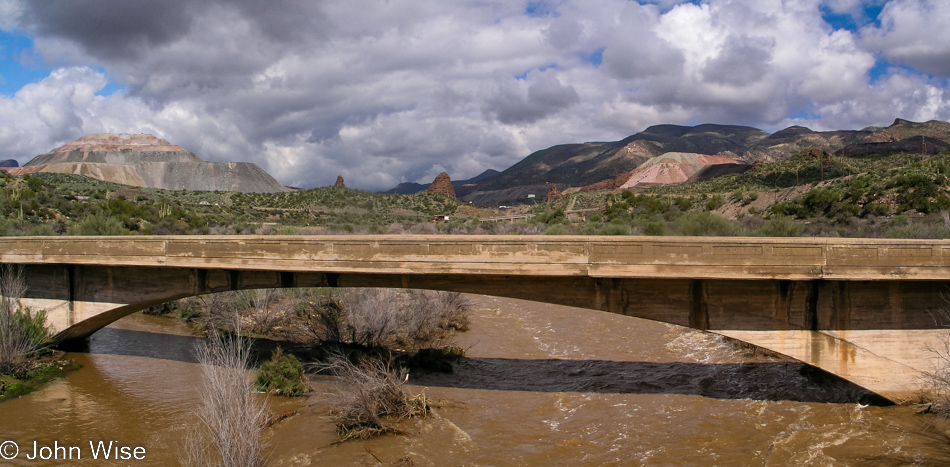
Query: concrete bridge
3,234,950,403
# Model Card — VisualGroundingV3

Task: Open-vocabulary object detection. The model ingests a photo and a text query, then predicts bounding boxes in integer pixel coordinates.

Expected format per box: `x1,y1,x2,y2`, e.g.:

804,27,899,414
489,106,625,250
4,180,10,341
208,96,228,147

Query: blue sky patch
637,0,702,13
788,107,820,122
819,3,885,31
95,79,126,96
515,64,558,80
868,59,891,84
0,30,54,96
586,48,604,67
525,1,557,17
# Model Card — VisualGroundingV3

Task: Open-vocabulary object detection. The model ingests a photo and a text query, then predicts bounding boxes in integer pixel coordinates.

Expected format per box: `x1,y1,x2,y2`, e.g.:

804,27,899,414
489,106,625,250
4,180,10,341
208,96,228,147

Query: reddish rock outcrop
334,175,347,188
618,152,746,190
577,172,635,193
426,172,456,198
546,184,563,202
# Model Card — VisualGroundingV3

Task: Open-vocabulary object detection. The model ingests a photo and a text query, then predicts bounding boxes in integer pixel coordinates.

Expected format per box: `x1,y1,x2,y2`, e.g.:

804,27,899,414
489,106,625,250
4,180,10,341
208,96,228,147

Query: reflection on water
412,357,886,404
2,295,950,465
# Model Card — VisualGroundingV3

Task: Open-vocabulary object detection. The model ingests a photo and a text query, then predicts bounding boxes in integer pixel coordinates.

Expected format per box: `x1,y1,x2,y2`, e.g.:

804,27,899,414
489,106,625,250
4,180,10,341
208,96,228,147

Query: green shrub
598,223,630,236
533,208,567,226
174,298,203,323
675,211,743,236
642,221,666,236
757,216,803,237
68,211,127,235
703,194,725,211
13,307,52,350
255,347,309,396
863,202,890,217
4,381,33,397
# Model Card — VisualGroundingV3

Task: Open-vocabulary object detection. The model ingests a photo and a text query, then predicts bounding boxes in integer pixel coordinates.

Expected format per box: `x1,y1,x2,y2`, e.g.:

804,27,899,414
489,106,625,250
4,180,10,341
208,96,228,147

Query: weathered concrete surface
4,235,950,402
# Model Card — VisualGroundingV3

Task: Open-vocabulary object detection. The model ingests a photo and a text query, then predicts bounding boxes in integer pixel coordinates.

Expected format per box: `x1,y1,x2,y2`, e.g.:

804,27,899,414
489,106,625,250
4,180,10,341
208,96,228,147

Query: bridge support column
689,279,709,330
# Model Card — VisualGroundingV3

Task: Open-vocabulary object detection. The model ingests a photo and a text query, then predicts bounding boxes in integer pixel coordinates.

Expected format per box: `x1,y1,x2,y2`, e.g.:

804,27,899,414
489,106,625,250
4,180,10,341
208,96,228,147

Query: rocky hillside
6,133,288,193
452,118,950,206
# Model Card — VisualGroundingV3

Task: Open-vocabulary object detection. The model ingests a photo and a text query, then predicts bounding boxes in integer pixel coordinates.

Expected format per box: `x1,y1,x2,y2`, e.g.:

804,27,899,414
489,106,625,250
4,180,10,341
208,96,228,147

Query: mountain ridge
445,118,950,205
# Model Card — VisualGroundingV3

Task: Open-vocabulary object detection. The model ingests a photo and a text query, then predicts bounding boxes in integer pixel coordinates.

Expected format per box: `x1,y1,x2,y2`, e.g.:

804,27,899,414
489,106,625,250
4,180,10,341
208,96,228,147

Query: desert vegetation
4,149,950,238
525,150,950,238
0,171,464,236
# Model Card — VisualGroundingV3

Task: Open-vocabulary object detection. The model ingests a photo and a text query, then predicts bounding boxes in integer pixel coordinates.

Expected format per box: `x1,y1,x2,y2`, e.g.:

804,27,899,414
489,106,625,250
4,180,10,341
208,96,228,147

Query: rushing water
4,295,950,465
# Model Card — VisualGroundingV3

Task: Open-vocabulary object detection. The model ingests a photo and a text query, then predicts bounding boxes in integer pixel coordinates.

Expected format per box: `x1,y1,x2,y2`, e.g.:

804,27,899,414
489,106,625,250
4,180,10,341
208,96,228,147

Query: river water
3,294,950,465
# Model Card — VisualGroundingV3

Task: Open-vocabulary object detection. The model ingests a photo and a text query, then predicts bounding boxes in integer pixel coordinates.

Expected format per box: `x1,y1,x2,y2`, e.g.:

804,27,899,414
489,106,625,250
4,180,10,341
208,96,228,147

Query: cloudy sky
0,0,948,191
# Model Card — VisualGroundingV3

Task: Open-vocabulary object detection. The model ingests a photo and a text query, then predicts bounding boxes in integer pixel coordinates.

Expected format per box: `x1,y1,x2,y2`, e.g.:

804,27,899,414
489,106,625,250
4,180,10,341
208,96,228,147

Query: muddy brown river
4,294,950,465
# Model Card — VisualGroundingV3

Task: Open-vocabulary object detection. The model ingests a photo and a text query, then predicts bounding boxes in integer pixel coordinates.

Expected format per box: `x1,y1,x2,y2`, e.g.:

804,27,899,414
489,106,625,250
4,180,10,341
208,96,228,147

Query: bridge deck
2,235,950,281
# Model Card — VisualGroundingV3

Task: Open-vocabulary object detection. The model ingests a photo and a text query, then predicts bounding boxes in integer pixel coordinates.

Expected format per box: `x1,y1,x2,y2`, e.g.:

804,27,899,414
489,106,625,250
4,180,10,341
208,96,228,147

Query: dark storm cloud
21,1,199,59
484,73,580,125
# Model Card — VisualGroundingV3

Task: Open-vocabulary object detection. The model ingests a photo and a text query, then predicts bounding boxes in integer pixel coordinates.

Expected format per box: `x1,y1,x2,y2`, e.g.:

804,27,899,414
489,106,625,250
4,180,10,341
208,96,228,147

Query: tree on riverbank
0,265,52,373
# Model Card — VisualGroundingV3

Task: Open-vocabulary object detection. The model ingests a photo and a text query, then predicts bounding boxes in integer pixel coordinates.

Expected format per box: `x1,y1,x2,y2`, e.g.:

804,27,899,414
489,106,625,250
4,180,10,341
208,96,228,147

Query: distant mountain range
5,119,947,201
4,133,288,193
400,118,950,206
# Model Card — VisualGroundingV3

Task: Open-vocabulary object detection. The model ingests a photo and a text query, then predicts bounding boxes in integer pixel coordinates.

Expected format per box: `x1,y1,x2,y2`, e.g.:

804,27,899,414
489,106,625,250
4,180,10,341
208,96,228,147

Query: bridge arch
10,263,949,405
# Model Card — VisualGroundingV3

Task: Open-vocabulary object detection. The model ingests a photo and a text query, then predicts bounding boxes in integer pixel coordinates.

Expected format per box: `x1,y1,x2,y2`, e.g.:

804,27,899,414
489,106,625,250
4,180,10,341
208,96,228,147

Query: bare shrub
408,223,438,234
920,336,950,416
238,289,287,335
920,298,950,416
208,225,232,235
301,289,471,352
345,289,403,347
178,424,212,467
426,291,470,332
296,227,327,235
493,221,543,235
0,264,52,372
398,291,470,348
182,322,268,467
200,292,243,333
316,353,427,441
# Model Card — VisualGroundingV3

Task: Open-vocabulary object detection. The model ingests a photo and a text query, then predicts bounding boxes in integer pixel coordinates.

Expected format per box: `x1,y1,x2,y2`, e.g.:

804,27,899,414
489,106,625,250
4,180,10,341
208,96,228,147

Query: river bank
0,353,80,401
